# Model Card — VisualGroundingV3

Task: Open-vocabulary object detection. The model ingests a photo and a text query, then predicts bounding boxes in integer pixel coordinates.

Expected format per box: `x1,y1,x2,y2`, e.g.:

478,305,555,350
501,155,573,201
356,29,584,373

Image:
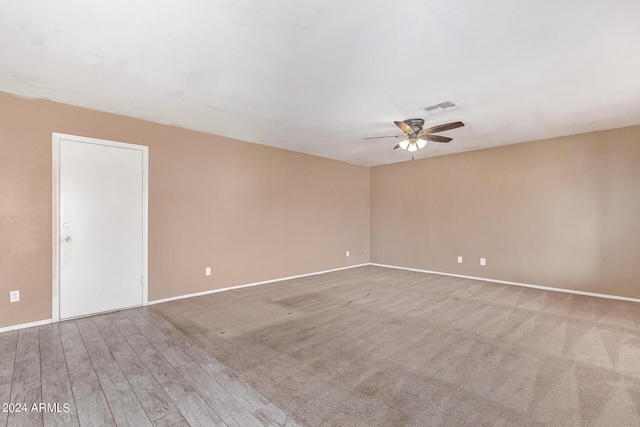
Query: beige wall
371,125,640,299
2,88,639,330
0,92,370,329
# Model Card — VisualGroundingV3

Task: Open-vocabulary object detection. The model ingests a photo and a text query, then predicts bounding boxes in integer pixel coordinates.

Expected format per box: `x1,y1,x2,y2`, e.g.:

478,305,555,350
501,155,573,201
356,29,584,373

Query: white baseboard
0,319,52,334
371,263,640,303
6,262,633,334
149,263,370,305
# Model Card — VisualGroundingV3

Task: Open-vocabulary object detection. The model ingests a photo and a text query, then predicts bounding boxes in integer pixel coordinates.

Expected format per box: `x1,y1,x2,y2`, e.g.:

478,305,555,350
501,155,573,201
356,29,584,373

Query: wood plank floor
4,265,640,426
0,307,299,427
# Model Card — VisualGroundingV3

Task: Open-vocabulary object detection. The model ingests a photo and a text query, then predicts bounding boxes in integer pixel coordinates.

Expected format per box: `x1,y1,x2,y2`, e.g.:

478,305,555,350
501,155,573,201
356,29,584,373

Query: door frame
52,133,149,322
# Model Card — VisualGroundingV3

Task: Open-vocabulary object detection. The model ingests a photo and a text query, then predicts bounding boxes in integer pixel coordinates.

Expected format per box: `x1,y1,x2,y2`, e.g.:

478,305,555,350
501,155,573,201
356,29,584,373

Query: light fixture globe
399,139,410,150
407,141,418,152
417,138,427,149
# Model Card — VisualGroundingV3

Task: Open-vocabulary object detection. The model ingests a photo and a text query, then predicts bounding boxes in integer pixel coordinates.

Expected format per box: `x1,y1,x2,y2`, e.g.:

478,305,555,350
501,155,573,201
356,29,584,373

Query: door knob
64,236,72,242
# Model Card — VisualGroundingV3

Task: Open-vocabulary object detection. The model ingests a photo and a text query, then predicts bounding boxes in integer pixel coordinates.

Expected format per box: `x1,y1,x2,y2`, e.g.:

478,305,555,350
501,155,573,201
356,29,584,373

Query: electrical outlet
205,267,211,276
346,251,350,257
480,258,486,266
10,290,20,302
457,256,462,263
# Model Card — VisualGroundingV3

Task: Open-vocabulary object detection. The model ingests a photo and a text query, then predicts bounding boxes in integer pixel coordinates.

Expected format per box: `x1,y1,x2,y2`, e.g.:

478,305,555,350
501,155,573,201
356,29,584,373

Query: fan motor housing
403,118,424,133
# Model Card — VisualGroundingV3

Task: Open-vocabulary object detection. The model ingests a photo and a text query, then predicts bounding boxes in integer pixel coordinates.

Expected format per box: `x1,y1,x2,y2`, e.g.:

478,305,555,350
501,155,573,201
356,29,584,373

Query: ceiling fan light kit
364,118,465,153
399,137,427,152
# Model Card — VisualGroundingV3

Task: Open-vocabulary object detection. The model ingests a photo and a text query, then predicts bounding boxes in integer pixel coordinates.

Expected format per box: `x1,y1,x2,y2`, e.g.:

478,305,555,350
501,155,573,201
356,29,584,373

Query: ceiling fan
364,119,465,152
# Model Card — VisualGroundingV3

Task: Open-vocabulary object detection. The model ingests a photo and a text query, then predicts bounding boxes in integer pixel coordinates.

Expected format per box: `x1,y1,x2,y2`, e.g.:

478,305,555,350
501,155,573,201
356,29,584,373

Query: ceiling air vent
424,101,461,115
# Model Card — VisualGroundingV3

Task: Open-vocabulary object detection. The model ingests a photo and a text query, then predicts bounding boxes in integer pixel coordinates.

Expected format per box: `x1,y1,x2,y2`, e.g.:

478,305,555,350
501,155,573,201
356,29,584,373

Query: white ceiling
1,0,640,166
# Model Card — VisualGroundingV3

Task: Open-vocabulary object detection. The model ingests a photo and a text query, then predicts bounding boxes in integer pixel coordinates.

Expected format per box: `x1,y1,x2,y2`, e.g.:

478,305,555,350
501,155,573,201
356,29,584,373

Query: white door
58,136,145,319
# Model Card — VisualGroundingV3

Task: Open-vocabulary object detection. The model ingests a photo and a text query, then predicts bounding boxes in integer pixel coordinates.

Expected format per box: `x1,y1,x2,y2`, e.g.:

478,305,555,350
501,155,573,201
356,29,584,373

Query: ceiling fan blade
393,143,400,149
421,134,452,143
363,135,403,140
394,121,414,134
423,121,465,134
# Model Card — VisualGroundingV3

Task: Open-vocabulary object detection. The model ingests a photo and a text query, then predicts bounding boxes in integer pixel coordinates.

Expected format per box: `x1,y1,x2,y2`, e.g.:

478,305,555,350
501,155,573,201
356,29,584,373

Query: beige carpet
153,265,640,426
